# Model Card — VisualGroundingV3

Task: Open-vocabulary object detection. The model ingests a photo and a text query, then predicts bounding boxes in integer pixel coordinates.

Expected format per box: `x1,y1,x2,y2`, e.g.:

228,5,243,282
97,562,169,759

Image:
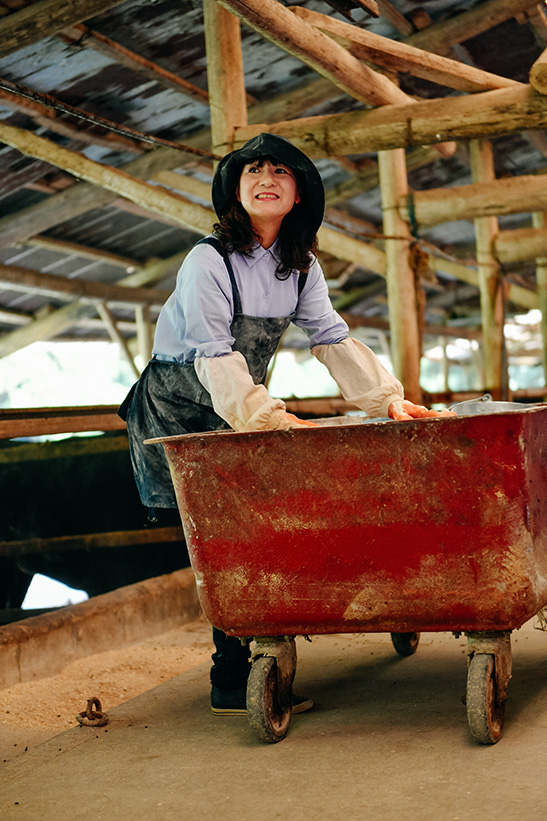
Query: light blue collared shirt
153,238,348,362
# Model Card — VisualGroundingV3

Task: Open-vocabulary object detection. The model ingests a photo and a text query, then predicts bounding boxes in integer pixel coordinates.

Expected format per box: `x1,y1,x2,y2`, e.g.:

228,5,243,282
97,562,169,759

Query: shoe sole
211,698,313,717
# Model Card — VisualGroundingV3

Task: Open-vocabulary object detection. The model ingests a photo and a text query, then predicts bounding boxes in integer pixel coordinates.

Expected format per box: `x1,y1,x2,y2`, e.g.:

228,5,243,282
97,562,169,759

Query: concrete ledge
0,568,201,689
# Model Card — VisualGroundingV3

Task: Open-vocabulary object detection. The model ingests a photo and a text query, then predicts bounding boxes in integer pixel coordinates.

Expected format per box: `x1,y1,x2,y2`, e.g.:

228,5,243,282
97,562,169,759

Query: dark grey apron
121,237,308,509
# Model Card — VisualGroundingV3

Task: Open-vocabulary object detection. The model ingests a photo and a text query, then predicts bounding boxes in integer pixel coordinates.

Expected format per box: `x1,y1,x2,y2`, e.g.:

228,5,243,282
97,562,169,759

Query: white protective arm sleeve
311,337,404,418
194,352,309,431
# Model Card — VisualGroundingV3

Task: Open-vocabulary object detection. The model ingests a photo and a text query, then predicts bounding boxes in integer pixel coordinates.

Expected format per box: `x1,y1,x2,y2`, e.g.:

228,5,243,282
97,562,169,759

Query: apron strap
196,236,242,314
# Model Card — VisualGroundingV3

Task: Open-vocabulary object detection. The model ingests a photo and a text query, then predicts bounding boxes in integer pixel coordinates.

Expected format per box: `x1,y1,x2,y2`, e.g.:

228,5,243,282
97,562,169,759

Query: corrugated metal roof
0,0,545,345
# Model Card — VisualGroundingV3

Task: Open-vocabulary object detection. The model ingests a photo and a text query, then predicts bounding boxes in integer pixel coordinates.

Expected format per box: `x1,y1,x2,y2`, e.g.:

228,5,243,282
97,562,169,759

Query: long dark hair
212,162,319,278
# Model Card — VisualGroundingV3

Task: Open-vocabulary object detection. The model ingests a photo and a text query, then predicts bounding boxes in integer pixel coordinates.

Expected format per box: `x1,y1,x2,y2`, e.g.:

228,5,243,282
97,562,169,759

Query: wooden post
530,46,547,95
442,337,450,393
378,148,422,403
96,302,140,379
203,0,248,157
135,304,153,366
469,139,505,398
532,212,547,384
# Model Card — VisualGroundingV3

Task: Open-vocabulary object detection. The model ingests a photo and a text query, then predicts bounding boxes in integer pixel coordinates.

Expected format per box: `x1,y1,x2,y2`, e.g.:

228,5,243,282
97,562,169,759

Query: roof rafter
290,6,522,93
0,0,128,57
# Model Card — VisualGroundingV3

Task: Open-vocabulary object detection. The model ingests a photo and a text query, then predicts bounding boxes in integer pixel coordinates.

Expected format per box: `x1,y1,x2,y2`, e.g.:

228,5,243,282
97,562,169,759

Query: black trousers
210,627,251,690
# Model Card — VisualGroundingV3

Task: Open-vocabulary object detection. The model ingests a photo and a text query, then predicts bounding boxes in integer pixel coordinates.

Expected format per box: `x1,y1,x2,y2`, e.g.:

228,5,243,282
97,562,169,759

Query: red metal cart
150,406,547,744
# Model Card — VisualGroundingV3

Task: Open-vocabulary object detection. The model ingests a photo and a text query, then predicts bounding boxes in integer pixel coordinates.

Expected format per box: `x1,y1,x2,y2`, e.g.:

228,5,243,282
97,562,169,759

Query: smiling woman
119,132,451,718
236,159,301,248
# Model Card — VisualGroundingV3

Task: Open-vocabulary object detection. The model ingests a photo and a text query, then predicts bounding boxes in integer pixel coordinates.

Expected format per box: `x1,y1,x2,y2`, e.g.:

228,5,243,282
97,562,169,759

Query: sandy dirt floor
0,615,212,764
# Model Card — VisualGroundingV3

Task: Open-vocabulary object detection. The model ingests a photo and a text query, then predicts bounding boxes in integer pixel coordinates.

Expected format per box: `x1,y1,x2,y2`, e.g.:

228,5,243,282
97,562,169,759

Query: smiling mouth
256,193,279,199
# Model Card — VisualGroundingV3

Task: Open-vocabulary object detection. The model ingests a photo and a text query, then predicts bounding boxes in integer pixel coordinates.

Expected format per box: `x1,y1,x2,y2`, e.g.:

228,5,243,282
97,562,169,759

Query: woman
122,133,451,715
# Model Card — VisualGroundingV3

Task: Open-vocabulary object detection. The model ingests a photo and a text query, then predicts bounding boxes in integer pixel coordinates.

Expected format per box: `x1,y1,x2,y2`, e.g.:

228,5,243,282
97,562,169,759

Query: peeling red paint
160,409,547,638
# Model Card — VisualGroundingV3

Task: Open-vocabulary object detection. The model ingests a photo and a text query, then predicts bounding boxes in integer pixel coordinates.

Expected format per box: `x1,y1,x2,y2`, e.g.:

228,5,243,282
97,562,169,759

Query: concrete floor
1,620,546,821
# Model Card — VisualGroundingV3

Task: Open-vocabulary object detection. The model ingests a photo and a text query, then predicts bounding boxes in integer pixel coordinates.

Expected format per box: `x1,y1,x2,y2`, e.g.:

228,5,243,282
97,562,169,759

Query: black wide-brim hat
211,133,325,234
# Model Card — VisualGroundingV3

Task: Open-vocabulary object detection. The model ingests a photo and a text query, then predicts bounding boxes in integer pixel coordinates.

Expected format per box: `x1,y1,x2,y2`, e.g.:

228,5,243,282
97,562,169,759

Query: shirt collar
244,240,281,269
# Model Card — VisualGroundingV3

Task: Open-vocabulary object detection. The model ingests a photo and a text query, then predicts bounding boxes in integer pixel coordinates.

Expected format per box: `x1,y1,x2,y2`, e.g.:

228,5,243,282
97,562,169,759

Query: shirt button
262,291,270,299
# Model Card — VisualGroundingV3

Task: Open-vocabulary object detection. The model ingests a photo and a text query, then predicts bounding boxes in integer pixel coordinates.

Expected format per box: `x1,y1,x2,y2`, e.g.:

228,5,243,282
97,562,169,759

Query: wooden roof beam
24,236,141,270
0,250,188,358
234,85,547,157
0,66,450,252
5,119,537,312
218,0,411,108
217,0,455,158
404,0,540,57
290,6,522,94
0,122,215,236
401,172,547,227
0,87,145,154
530,47,547,95
495,225,547,263
0,0,128,58
59,24,215,108
0,262,170,308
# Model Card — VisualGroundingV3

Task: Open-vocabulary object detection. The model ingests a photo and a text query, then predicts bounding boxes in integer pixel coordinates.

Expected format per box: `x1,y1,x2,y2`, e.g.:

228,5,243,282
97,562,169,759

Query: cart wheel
246,656,292,744
466,653,505,744
391,631,420,657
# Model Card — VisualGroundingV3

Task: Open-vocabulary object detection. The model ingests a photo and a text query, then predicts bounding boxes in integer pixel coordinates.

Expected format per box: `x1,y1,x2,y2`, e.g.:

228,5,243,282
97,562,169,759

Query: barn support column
203,0,247,157
532,211,547,387
135,304,153,366
378,148,422,403
97,301,140,379
469,139,505,398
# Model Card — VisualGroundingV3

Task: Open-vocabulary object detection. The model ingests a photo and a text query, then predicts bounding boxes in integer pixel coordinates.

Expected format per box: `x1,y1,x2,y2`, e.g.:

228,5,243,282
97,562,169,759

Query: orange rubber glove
388,399,456,421
284,413,319,428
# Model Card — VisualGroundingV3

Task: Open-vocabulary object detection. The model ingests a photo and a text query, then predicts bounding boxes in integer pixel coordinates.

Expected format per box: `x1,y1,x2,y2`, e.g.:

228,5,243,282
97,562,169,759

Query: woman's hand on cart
388,399,456,422
284,413,319,428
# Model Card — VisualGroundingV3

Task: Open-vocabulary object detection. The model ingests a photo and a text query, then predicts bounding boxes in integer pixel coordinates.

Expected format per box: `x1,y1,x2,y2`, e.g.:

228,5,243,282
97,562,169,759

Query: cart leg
246,636,296,744
465,631,512,745
391,632,420,656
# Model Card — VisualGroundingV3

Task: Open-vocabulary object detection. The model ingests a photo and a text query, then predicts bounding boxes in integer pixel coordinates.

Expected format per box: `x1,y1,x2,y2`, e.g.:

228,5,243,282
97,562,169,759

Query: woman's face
237,159,301,229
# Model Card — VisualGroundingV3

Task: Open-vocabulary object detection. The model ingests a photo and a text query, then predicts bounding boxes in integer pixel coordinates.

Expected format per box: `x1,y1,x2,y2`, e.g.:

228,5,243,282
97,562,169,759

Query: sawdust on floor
0,615,212,763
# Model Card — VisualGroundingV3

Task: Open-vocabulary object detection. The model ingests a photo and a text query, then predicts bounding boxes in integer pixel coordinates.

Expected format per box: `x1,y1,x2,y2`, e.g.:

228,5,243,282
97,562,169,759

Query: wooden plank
0,0,128,57
469,139,504,396
0,527,184,557
204,0,248,156
378,148,422,402
290,6,521,93
0,405,126,439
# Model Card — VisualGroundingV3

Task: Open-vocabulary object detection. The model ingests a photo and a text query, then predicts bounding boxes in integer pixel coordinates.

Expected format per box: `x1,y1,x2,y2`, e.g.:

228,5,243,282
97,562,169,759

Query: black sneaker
210,685,313,716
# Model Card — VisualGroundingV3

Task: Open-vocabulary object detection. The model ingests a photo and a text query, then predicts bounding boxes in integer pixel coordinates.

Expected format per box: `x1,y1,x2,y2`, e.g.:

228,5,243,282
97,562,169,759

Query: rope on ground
76,696,109,727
